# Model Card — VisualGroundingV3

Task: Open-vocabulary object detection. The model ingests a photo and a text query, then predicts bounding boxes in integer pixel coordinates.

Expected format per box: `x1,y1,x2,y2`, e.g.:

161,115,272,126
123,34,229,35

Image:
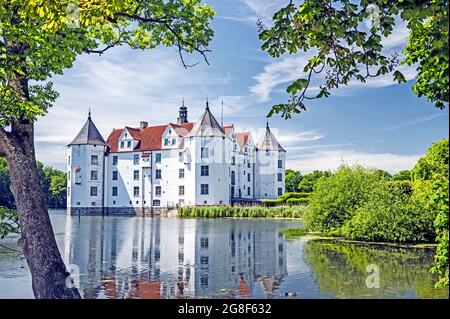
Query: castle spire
177,99,188,124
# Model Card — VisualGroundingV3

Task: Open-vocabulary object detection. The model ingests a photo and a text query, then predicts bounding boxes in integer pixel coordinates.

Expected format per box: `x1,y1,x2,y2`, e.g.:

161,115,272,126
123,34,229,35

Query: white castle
67,101,286,215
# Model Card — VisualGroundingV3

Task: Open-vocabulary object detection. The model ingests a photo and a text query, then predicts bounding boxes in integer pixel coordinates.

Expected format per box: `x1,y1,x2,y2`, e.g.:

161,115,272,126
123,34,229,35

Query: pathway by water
0,210,447,299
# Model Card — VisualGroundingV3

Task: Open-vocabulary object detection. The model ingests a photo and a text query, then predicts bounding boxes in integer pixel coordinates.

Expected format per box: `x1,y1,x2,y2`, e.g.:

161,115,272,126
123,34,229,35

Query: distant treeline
0,157,66,209
285,167,411,194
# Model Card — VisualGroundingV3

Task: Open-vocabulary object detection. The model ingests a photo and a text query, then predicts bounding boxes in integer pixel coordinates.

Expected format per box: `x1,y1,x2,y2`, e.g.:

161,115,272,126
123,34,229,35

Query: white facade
67,103,286,215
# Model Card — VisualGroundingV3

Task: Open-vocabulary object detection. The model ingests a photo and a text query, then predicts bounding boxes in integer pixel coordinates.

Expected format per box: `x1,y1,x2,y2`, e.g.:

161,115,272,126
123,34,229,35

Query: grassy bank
177,205,304,218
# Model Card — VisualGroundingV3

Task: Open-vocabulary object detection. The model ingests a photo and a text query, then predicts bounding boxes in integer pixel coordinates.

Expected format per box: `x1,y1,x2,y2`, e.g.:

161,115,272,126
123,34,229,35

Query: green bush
386,180,413,195
0,206,19,239
304,165,384,236
341,185,432,242
286,197,310,205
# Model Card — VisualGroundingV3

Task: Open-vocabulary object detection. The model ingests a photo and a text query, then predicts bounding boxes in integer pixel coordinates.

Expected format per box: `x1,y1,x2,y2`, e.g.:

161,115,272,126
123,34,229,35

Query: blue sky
35,0,449,173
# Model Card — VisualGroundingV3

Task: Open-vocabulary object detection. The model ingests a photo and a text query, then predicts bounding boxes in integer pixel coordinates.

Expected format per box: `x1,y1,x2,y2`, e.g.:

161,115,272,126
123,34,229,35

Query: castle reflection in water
63,217,290,299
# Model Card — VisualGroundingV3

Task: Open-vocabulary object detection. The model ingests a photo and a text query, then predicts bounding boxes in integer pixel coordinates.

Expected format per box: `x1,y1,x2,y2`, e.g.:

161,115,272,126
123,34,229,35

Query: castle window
113,156,118,165
200,275,208,288
133,187,140,197
277,173,282,182
67,187,70,196
91,155,98,165
155,169,162,179
231,171,235,185
68,156,71,165
231,156,235,165
134,170,140,180
247,174,250,182
120,141,125,148
278,188,282,196
90,187,98,196
278,159,282,168
200,184,209,195
155,186,161,196
179,168,185,179
112,187,118,197
200,256,209,265
247,162,251,168
133,154,139,165
127,141,132,148
201,165,209,176
200,238,208,249
90,170,98,181
112,171,118,180
179,185,185,196
153,200,160,206
201,147,209,159
155,153,161,163
68,172,70,180
247,187,250,196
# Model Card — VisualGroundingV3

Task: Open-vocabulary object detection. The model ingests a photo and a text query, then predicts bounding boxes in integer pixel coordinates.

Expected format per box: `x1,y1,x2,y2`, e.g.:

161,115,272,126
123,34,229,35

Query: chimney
140,121,148,130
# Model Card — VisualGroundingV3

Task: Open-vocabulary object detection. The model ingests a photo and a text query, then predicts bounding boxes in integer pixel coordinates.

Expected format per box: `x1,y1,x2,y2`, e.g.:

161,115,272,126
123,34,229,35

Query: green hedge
286,197,310,205
177,205,304,218
280,192,311,201
262,192,311,206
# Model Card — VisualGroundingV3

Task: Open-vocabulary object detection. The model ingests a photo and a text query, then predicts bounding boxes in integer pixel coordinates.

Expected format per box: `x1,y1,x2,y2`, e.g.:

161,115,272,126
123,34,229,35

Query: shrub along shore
177,205,304,219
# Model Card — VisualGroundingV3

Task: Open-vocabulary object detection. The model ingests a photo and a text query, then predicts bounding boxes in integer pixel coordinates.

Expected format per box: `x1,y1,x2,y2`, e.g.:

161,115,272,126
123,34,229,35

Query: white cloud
287,148,421,174
276,130,324,146
380,113,448,132
249,55,312,102
34,47,231,167
225,0,292,26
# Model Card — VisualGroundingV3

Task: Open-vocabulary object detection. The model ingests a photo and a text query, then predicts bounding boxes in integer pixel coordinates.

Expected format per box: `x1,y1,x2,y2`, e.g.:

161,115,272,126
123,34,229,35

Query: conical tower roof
69,112,106,146
186,100,226,137
257,122,285,152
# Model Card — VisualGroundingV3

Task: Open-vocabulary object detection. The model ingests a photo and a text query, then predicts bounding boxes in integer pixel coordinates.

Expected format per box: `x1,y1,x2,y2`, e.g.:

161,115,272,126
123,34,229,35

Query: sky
34,0,449,173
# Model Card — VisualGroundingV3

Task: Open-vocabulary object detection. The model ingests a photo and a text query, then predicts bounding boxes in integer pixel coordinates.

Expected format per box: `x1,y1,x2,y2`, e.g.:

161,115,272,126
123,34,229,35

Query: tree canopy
0,0,215,298
259,0,449,118
0,0,215,129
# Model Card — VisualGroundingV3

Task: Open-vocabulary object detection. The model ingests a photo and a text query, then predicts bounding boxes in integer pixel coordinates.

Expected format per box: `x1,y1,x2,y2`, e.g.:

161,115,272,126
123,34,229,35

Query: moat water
0,210,448,299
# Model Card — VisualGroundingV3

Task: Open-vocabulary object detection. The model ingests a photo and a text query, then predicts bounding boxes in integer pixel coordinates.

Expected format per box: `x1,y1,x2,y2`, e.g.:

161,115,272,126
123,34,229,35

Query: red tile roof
236,132,250,149
224,125,233,136
106,122,195,152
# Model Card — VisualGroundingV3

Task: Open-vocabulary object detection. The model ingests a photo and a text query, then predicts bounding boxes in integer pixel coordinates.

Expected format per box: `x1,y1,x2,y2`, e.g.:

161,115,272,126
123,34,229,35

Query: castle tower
255,122,286,199
67,111,107,215
177,99,188,125
183,99,230,205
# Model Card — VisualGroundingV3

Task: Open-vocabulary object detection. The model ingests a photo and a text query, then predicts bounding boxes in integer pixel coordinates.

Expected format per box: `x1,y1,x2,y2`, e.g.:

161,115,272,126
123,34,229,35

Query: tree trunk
0,122,81,299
